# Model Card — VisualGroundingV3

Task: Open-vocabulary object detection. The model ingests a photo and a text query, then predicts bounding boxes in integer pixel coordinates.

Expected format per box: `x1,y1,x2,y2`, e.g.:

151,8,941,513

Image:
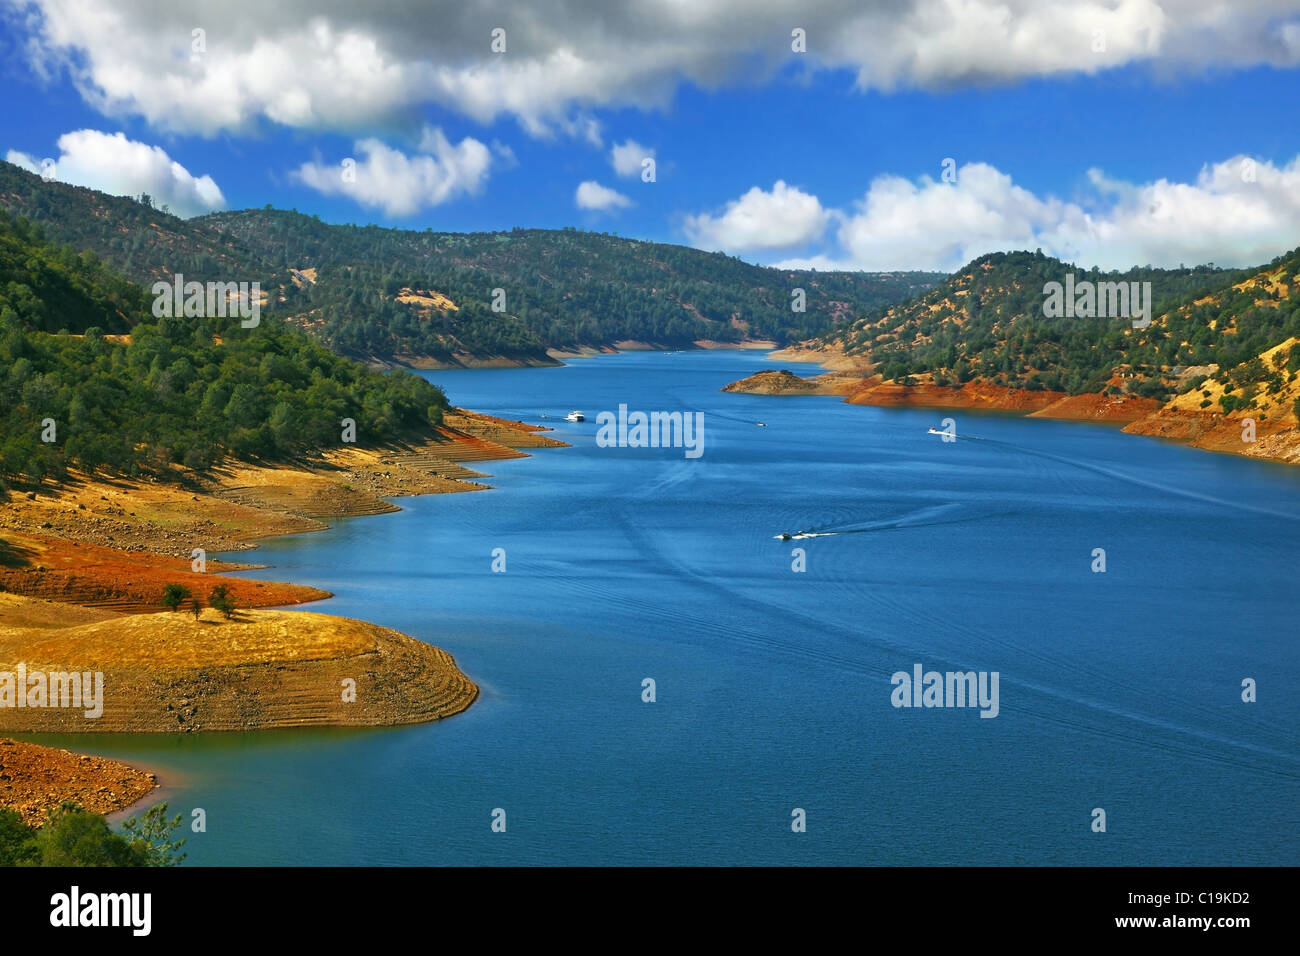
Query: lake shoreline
745,345,1300,466
366,337,785,370
0,409,558,820
0,737,159,827
25,347,1292,865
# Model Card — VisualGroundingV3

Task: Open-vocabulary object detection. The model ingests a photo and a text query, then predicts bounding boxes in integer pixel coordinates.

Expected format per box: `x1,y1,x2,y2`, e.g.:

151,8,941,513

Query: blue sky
4,1,1300,272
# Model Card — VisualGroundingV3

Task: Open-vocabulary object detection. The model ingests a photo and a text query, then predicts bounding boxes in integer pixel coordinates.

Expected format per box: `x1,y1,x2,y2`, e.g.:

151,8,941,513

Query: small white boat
566,410,585,422
756,422,767,427
927,427,944,435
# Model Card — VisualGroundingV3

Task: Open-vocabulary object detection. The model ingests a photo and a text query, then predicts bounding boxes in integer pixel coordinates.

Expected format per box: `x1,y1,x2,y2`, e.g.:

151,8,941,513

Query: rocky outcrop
722,369,858,396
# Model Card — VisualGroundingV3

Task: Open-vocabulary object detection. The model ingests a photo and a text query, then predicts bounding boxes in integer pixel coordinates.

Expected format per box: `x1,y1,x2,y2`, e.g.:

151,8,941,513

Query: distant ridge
806,248,1290,402
0,160,943,366
756,246,1300,464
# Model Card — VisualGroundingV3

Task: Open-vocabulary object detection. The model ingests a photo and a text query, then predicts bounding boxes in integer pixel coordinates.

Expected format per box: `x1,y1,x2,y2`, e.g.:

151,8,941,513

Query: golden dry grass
396,287,457,311
0,595,478,733
1166,336,1300,422
0,605,379,669
0,592,121,629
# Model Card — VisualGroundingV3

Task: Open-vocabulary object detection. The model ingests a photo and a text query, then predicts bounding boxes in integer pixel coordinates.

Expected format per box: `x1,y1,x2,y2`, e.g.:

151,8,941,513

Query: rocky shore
725,348,1300,464
0,737,157,827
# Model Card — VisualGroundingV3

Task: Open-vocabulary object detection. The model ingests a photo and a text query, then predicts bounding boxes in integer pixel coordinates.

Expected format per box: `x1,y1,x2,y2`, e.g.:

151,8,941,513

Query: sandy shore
0,410,562,562
384,352,562,370
547,340,778,362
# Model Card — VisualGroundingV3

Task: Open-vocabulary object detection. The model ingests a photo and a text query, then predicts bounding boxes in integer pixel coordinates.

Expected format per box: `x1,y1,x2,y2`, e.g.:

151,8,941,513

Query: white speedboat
566,410,585,422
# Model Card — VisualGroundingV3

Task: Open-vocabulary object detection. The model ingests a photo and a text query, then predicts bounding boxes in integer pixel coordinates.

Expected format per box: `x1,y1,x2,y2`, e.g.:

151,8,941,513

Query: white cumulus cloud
9,1,1300,137
825,163,1079,271
766,157,1300,272
7,129,225,217
292,127,492,217
575,180,631,211
684,181,830,252
611,139,654,178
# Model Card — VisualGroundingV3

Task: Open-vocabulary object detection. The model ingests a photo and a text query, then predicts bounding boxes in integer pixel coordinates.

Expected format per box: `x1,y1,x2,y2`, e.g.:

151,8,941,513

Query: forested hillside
0,213,447,484
812,250,1282,400
0,211,147,334
0,161,943,365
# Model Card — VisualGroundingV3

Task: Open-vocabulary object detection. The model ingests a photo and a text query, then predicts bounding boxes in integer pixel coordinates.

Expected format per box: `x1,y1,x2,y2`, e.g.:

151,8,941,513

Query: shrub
120,803,186,866
36,803,146,866
161,583,190,613
208,584,235,620
0,809,37,865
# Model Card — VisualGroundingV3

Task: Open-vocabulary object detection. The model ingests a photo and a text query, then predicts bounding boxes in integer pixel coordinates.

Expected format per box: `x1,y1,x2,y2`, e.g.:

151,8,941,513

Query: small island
721,368,857,396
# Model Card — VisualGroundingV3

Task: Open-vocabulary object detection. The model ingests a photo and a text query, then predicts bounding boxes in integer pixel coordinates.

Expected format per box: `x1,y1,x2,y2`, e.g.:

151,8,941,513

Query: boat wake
775,502,1016,541
956,432,1300,522
602,507,1300,784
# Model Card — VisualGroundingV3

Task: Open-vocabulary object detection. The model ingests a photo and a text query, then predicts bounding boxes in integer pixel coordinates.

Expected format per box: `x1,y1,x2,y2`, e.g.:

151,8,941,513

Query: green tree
120,803,187,866
223,383,264,429
0,809,38,866
208,584,235,620
35,803,146,867
161,583,191,613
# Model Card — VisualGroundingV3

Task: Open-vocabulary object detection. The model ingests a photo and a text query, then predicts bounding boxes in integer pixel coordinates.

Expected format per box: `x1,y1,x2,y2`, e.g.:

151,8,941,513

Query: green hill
1151,256,1300,417
0,212,447,485
0,161,943,365
810,249,1288,401
0,211,147,334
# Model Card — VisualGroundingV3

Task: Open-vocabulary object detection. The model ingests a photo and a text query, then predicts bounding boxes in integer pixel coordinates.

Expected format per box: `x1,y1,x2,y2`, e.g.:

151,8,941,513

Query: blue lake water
36,350,1300,865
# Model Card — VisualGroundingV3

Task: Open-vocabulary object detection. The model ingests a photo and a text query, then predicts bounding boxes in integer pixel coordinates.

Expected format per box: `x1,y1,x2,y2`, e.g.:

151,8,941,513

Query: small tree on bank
1,801,186,867
161,583,191,613
208,584,235,620
120,803,187,866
